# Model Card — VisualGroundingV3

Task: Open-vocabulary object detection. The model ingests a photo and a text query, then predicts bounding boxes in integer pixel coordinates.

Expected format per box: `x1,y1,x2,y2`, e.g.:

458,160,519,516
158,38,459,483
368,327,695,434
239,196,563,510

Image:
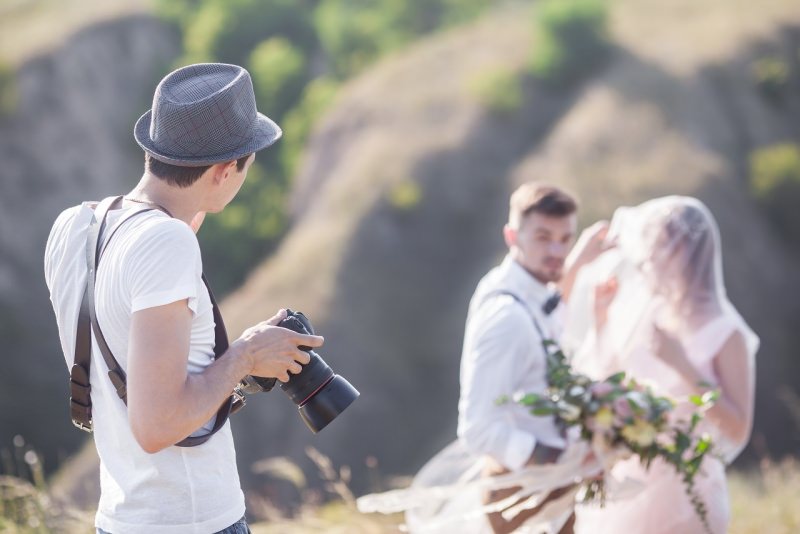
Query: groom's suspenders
482,290,552,354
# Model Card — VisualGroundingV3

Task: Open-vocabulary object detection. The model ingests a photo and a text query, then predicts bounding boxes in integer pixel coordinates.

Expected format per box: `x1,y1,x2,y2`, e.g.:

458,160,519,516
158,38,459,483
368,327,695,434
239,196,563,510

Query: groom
457,182,606,533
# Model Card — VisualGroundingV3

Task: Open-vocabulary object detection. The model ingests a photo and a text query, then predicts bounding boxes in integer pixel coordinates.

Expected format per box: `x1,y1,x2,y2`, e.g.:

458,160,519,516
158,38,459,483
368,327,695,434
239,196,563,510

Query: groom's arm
457,298,537,471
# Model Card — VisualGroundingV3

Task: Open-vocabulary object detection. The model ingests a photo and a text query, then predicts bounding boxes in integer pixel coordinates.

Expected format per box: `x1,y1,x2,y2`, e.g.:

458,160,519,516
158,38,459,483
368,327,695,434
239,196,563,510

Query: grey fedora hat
134,63,282,167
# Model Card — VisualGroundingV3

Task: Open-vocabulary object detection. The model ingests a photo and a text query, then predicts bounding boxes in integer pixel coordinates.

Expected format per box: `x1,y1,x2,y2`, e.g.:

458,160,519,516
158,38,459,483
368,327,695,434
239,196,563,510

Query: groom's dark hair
509,182,577,227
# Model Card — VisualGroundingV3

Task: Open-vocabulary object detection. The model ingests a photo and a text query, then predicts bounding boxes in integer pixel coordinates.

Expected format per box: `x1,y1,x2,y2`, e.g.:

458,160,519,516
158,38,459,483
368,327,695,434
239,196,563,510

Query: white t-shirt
44,203,245,534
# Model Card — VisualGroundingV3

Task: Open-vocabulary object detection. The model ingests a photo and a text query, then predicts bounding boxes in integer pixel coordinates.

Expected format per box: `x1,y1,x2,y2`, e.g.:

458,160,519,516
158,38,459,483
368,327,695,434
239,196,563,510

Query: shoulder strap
69,196,122,432
87,197,155,400
72,196,239,446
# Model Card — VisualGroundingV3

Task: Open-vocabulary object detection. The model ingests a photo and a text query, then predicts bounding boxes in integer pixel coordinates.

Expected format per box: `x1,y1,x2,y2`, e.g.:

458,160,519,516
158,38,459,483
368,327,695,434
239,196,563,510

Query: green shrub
469,67,523,116
0,61,17,116
182,0,315,66
439,0,493,27
280,77,339,177
198,162,287,294
531,0,611,88
153,0,204,27
249,37,307,120
752,56,790,104
750,143,800,243
388,180,422,211
313,0,492,77
314,0,410,77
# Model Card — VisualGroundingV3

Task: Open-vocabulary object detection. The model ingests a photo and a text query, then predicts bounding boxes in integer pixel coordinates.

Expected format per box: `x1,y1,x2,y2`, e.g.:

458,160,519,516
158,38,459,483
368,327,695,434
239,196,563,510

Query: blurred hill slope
0,0,151,66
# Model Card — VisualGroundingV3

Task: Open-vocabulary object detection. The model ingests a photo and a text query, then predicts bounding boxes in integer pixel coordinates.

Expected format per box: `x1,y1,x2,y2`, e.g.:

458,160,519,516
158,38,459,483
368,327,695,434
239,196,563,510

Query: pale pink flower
613,396,633,420
590,382,614,398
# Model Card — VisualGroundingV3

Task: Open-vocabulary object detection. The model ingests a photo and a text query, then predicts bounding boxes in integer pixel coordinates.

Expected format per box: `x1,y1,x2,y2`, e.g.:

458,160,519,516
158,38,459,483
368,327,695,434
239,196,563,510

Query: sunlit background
1,0,799,531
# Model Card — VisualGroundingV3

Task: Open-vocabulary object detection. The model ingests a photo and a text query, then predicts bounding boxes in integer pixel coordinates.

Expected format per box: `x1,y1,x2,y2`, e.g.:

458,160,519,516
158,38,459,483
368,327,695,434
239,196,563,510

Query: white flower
557,401,581,422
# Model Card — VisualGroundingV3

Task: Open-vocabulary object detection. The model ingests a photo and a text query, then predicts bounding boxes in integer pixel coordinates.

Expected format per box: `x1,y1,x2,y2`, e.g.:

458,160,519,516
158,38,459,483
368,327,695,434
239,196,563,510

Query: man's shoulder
472,270,526,314
45,204,94,258
50,203,92,231
469,289,531,333
115,213,202,281
127,211,195,240
111,210,198,256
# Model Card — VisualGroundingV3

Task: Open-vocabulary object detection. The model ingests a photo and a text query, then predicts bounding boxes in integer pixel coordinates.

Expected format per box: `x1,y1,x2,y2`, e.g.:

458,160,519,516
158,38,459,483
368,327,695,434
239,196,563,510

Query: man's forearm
128,341,251,453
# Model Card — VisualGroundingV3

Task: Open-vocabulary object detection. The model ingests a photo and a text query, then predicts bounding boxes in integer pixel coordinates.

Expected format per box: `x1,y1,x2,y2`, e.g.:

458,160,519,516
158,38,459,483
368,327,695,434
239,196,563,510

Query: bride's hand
567,221,612,270
593,276,618,331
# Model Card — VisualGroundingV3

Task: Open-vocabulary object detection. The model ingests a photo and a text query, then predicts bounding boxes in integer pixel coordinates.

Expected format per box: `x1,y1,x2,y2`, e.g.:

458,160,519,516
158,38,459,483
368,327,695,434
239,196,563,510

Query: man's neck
508,253,550,288
127,173,202,225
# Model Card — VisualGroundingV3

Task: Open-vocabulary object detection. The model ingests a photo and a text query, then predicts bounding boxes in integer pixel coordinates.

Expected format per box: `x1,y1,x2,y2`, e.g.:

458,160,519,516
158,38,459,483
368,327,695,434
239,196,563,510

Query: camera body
240,310,359,433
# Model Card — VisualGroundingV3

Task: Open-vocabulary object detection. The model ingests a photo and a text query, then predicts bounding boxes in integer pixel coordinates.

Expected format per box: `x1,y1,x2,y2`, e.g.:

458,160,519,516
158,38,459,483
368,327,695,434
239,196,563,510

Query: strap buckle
72,419,93,433
231,386,247,414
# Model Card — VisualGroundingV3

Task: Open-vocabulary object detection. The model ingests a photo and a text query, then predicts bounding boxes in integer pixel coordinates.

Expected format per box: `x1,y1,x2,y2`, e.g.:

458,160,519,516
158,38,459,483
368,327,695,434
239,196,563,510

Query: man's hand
127,306,323,453
232,309,324,383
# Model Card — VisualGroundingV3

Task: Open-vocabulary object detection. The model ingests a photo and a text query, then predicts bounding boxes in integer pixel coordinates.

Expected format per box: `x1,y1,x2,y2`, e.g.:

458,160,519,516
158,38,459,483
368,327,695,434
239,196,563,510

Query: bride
566,196,759,534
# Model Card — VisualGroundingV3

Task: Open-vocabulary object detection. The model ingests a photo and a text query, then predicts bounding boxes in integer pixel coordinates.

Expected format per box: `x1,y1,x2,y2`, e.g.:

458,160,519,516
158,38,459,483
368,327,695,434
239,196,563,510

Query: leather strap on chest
69,196,241,447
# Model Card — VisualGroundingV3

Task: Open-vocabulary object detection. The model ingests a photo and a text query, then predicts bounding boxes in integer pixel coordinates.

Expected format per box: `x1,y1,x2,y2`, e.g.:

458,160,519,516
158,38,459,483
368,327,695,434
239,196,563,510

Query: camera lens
278,310,359,433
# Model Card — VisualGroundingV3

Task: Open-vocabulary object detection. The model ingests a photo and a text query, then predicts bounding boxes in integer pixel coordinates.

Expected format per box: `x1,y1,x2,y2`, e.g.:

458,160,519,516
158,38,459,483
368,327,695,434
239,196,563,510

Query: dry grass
3,457,799,532
729,458,800,534
250,502,402,534
0,0,151,66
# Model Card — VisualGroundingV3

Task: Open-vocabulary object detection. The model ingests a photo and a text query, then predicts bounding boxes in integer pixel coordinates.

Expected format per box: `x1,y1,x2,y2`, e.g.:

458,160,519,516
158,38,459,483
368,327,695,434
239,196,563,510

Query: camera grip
239,310,315,394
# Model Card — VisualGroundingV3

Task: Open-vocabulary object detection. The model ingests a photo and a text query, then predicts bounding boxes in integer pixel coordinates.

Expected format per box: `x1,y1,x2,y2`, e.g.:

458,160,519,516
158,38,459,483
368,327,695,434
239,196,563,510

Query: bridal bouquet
501,340,718,532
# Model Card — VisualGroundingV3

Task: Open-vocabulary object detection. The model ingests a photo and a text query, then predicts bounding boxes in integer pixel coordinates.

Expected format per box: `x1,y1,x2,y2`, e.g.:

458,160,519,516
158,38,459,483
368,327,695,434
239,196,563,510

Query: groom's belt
529,443,563,465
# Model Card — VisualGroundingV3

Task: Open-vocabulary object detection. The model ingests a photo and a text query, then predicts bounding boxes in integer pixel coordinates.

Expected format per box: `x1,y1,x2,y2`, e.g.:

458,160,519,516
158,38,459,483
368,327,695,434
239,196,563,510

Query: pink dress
573,311,745,534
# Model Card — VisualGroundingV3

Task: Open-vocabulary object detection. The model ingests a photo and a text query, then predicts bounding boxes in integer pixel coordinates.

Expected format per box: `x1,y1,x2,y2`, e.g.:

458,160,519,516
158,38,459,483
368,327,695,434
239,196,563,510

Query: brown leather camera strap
70,196,242,447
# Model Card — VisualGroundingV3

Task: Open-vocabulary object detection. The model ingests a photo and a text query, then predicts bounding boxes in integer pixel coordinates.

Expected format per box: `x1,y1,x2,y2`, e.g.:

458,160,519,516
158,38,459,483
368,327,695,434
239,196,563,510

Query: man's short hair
508,182,578,228
146,154,252,188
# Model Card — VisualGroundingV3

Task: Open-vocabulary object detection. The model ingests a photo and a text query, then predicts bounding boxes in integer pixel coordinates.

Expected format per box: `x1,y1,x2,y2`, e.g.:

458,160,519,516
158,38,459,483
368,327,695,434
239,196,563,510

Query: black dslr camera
240,310,359,433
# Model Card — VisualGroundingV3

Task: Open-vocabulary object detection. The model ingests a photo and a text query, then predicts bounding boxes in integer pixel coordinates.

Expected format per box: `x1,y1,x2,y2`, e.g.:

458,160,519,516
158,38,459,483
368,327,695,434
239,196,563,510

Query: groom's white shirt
458,255,566,471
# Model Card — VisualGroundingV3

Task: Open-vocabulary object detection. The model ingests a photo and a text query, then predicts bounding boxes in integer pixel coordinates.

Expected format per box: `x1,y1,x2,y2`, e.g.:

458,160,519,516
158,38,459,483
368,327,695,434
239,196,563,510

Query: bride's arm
654,329,753,447
708,332,754,446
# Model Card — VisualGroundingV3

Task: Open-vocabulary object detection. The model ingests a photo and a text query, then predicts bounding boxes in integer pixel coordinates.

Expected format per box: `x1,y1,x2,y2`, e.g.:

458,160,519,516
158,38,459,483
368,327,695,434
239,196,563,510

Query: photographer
44,64,322,534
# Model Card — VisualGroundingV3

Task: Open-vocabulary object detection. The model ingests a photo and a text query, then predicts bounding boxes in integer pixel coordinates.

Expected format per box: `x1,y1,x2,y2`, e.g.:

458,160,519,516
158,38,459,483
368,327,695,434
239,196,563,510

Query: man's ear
503,224,517,249
211,160,237,185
